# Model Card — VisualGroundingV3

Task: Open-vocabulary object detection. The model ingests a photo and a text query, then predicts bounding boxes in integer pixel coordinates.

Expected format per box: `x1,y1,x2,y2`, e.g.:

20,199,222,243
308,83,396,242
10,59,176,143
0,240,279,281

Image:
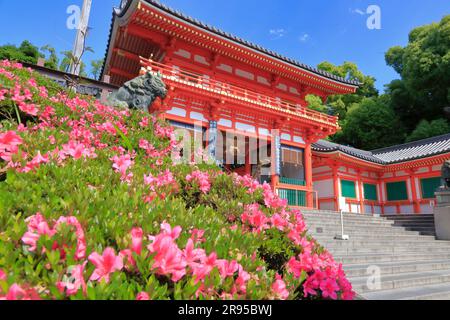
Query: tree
90,58,104,80
306,94,328,113
385,15,450,128
333,96,406,150
317,61,378,120
40,45,59,70
0,40,41,65
59,51,87,77
406,119,450,142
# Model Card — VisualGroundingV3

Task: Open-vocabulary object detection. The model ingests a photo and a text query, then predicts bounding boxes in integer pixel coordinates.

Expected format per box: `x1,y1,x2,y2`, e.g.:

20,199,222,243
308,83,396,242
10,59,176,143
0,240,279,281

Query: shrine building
101,0,450,214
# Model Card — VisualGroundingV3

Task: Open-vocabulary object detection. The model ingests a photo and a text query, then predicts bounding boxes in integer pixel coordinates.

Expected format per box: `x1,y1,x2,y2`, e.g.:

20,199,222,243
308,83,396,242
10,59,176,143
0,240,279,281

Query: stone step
308,228,420,239
305,220,393,228
349,269,450,293
328,247,450,256
342,259,450,277
362,283,450,300
385,215,434,219
303,214,393,222
317,240,450,248
307,224,422,234
334,252,450,264
309,234,435,241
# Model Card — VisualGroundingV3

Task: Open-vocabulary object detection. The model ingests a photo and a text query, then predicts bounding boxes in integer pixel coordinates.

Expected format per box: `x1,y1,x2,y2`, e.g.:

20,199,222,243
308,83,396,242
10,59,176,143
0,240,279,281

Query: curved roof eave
101,0,362,89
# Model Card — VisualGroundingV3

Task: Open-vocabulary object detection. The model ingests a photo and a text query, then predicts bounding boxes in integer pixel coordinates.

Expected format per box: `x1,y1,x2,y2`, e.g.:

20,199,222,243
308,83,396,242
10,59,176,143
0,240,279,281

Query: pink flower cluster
146,222,253,298
21,213,86,260
0,130,23,162
111,153,134,183
233,176,354,300
186,170,211,194
143,169,178,202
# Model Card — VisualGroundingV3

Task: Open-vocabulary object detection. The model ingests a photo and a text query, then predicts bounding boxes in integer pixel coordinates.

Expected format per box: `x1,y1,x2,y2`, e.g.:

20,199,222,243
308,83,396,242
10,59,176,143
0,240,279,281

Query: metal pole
70,0,92,75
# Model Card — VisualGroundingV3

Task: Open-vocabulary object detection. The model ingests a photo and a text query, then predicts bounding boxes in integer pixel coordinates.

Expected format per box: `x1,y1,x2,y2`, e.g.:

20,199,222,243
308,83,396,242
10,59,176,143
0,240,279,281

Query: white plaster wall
236,69,254,80
374,206,382,214
432,165,442,171
194,55,209,65
420,203,435,214
281,133,291,141
313,166,330,174
218,119,232,128
364,205,373,214
190,112,206,122
396,171,408,177
293,136,304,144
383,172,394,178
235,122,256,133
217,64,232,73
400,205,414,214
384,206,397,215
167,107,186,117
320,201,336,211
350,204,360,213
314,179,334,198
417,167,429,174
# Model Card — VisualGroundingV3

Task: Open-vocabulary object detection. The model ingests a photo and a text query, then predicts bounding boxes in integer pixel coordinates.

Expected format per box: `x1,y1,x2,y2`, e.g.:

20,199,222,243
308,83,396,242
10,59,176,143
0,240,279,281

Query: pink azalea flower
131,227,143,255
216,259,239,279
271,214,288,231
56,262,87,296
0,284,40,300
320,278,340,300
88,247,123,283
0,269,6,281
186,170,211,194
183,239,206,268
18,102,39,116
272,274,289,300
136,292,150,300
21,213,55,252
0,130,23,161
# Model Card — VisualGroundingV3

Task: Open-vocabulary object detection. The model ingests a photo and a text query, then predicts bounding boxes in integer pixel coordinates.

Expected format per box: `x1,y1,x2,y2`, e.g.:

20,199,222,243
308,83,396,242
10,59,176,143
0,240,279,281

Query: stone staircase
384,214,436,236
302,210,450,300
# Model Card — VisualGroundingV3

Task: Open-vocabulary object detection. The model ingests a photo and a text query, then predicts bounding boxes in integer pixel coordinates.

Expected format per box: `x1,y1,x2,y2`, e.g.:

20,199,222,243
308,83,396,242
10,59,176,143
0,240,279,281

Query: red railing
140,58,339,127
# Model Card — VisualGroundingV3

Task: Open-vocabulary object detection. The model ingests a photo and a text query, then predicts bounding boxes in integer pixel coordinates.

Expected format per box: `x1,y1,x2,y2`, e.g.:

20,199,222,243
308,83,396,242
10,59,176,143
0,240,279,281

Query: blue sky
0,0,448,91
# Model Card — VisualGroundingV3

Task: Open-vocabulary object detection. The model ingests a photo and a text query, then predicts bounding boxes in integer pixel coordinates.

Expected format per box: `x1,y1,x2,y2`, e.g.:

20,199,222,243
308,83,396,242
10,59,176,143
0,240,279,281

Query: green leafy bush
0,60,354,300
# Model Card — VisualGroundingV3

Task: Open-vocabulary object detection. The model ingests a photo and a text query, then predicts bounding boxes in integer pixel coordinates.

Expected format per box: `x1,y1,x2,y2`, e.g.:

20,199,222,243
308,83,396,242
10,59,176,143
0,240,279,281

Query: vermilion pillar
357,172,365,214
409,169,421,214
332,165,339,211
304,142,314,208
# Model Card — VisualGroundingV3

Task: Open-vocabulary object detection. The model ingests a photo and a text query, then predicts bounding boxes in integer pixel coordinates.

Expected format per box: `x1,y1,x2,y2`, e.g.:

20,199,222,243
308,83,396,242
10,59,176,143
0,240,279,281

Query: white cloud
269,28,287,39
299,33,309,42
349,8,366,15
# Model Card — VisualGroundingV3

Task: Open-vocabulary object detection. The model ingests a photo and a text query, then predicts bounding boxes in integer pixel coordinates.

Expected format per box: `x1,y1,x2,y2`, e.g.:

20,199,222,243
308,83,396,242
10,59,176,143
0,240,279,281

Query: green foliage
333,96,405,150
0,41,41,65
90,59,104,80
40,45,59,70
305,94,328,113
385,14,450,130
317,61,378,120
406,119,450,142
0,64,349,300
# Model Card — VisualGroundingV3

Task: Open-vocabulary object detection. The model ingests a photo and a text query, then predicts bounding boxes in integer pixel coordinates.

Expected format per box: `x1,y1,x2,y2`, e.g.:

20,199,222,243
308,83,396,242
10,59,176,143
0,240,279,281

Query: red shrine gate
101,0,360,209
